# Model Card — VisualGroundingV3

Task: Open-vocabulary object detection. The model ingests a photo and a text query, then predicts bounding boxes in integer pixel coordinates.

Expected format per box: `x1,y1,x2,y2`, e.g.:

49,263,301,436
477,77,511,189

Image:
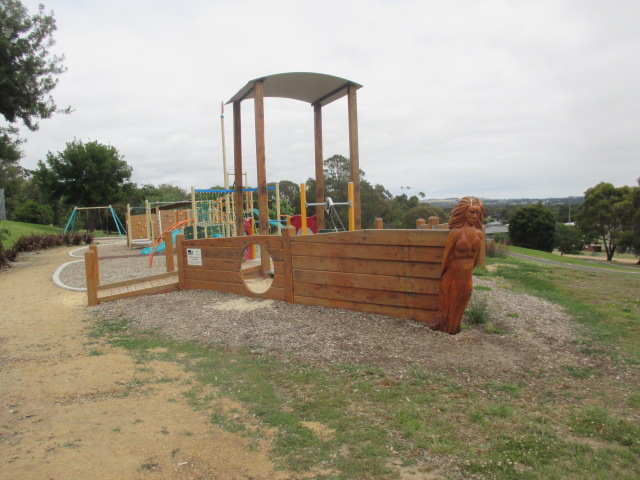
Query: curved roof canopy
226,72,362,107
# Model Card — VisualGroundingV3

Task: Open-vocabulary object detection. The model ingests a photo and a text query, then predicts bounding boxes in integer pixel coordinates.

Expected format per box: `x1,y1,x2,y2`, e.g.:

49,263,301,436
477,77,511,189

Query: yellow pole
300,183,307,235
348,182,355,231
275,183,282,235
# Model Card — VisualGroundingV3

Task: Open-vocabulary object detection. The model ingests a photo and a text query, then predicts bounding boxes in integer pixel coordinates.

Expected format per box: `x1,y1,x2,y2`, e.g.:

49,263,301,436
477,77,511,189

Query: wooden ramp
96,271,179,304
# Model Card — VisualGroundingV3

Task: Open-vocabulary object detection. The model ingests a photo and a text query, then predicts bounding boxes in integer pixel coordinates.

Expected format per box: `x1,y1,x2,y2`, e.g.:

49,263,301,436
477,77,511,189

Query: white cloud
14,0,640,201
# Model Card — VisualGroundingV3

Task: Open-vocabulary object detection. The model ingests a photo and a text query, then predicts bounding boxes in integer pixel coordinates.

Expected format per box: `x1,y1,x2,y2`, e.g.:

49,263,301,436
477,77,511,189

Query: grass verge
90,293,640,480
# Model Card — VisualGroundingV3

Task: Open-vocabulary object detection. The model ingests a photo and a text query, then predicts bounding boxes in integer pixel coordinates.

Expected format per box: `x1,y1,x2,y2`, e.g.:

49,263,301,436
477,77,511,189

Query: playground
3,72,638,478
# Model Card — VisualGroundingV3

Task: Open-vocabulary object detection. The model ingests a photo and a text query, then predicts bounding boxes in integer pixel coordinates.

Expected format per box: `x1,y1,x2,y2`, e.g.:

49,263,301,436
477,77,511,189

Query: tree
0,128,27,218
0,0,68,134
618,178,640,260
555,223,585,255
508,203,556,252
576,182,637,261
35,140,134,208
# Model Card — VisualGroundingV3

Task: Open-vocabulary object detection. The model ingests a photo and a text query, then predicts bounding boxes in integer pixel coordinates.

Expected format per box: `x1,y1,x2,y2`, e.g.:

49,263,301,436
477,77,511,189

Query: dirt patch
0,247,290,480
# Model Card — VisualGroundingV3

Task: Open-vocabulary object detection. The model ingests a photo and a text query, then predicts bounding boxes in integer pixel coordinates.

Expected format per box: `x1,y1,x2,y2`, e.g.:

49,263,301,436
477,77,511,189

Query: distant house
484,221,509,239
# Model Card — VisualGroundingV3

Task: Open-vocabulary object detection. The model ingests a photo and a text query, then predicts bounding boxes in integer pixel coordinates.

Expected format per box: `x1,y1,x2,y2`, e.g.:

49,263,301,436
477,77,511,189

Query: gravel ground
66,241,606,383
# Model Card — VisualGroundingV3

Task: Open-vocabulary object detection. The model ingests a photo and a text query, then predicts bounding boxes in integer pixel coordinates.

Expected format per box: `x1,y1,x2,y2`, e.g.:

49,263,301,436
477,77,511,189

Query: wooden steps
96,271,179,303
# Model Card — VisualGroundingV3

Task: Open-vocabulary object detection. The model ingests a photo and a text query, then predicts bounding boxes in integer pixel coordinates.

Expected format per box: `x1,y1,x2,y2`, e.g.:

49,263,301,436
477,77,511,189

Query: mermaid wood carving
429,197,484,335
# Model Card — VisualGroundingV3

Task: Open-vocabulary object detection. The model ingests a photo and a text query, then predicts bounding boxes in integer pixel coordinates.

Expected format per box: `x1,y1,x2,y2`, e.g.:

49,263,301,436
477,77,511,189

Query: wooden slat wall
181,235,286,301
178,229,448,324
290,229,448,323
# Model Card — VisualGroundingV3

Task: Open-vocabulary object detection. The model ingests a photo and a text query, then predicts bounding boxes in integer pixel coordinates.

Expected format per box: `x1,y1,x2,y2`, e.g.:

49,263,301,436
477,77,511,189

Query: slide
140,229,181,255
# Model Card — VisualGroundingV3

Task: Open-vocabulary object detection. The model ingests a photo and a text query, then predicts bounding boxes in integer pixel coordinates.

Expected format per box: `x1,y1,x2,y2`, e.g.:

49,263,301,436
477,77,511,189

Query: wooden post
176,234,186,290
165,231,175,272
281,226,295,303
375,218,384,229
145,200,153,244
314,104,325,231
348,182,355,232
428,216,439,229
126,204,132,247
84,250,99,306
254,80,269,237
416,218,426,229
233,100,245,236
347,84,361,230
89,245,99,283
191,187,198,240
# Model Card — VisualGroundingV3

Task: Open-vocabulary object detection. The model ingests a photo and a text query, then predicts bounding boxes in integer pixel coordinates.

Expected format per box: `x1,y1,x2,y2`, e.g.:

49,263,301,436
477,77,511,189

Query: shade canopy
226,72,362,107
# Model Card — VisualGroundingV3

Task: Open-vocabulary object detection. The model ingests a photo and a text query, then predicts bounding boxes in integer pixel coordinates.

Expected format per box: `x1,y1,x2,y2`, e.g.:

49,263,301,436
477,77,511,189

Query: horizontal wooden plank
99,282,179,302
294,296,435,323
179,245,284,263
183,235,283,251
291,242,443,263
193,257,242,271
293,270,440,295
97,271,178,291
185,279,285,301
292,229,449,247
294,283,438,310
185,268,284,288
292,256,441,279
185,269,242,283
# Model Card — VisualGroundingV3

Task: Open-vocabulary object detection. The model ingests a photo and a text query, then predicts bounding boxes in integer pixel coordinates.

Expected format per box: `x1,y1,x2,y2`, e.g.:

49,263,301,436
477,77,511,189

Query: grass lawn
0,220,64,248
0,220,121,249
509,245,639,272
89,253,640,479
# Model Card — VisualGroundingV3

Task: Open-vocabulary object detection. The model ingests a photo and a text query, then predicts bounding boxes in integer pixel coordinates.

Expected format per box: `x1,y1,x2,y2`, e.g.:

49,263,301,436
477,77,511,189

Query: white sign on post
186,248,202,266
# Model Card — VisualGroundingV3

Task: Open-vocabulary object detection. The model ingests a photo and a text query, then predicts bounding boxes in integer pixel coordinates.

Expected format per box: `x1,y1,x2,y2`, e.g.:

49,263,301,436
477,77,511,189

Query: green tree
1,0,69,140
576,181,637,261
508,203,556,252
0,128,28,218
35,140,134,208
618,178,640,260
554,223,585,255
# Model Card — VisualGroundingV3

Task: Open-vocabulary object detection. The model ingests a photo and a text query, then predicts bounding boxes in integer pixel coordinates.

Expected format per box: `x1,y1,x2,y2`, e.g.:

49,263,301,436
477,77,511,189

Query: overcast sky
16,0,640,200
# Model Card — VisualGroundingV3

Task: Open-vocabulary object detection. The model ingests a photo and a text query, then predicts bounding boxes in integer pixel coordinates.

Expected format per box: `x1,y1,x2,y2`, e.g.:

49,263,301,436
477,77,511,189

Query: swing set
64,205,127,239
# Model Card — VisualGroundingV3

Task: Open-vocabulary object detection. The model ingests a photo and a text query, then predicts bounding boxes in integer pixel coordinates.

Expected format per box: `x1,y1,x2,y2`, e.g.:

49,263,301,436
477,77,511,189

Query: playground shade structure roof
226,72,362,107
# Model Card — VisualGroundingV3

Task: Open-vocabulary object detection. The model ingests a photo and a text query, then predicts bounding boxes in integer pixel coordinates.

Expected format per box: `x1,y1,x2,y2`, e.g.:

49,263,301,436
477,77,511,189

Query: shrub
14,200,55,225
486,239,508,258
0,250,9,269
464,294,492,325
82,232,94,244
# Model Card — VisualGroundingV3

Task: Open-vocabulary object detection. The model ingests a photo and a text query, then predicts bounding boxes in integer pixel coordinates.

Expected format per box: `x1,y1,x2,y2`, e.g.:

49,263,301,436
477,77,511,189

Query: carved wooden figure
429,197,484,334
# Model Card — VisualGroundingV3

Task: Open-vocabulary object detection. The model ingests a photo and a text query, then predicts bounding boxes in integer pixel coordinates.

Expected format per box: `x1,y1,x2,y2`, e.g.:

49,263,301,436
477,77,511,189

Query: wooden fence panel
177,229,448,323
289,229,446,322
180,234,285,301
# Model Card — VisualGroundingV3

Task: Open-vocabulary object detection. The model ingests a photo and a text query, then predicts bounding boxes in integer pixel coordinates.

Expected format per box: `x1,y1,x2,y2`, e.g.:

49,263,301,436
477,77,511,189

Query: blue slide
140,229,182,255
